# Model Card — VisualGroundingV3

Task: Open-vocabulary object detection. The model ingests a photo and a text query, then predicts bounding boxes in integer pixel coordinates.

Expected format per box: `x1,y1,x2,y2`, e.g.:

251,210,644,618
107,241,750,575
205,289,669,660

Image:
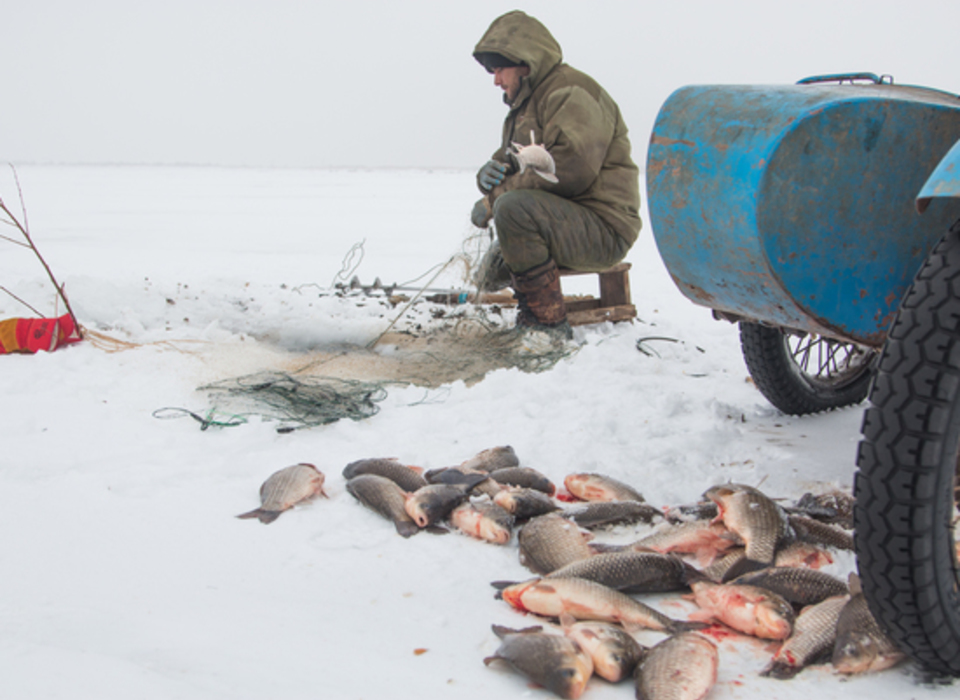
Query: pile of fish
237,447,905,700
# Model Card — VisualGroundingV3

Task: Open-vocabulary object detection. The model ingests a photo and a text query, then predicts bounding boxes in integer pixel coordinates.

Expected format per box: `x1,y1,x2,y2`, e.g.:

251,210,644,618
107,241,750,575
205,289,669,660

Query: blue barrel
647,80,960,346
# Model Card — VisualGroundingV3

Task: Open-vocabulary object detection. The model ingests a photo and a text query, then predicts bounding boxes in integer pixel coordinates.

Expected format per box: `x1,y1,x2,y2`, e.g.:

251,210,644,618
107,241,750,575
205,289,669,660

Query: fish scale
762,594,850,679
546,551,690,594
236,463,327,524
519,513,594,574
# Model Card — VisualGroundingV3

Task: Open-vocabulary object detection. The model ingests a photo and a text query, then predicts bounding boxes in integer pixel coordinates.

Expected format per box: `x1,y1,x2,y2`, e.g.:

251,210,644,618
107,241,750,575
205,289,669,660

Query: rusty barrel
646,81,960,346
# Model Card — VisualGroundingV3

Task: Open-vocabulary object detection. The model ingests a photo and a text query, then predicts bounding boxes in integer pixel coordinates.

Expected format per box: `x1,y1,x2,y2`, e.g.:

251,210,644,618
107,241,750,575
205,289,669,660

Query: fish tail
395,520,420,538
760,660,802,680
720,556,767,582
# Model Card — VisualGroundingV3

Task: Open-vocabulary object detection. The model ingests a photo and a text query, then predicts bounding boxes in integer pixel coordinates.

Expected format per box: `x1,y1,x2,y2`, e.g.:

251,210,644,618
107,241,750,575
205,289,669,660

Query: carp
762,594,850,679
488,466,556,495
546,551,692,595
450,499,514,544
236,463,327,524
341,457,427,492
729,567,849,608
634,632,718,700
630,520,741,565
425,466,502,498
832,577,904,674
519,513,595,575
563,501,662,529
403,482,480,528
788,514,855,551
703,483,792,578
688,579,795,640
461,445,520,472
484,624,592,699
561,618,646,683
493,486,560,520
345,473,418,538
564,472,645,502
500,577,702,634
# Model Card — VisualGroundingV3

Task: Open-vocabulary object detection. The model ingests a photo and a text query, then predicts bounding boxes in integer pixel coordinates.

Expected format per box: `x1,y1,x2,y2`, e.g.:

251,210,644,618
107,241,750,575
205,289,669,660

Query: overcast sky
2,0,958,170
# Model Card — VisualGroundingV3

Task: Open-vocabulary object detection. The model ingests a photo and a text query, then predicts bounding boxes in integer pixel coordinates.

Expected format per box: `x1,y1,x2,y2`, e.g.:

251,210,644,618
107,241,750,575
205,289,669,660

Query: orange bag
0,314,82,354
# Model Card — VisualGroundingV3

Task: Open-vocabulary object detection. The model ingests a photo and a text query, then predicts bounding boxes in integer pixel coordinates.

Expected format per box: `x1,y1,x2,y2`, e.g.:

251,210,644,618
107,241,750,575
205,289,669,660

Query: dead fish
773,541,834,569
511,131,560,184
450,499,514,544
787,490,855,528
788,514,854,551
564,473,645,502
832,577,904,674
689,579,795,640
342,457,427,492
426,466,503,498
561,618,646,683
345,473,418,538
488,466,556,495
546,551,692,595
519,513,595,575
494,486,560,520
404,483,478,528
563,501,662,529
704,483,792,578
630,520,741,565
762,594,849,679
663,501,719,524
236,463,327,524
460,445,520,472
483,624,592,700
634,632,718,700
730,567,849,608
500,577,703,634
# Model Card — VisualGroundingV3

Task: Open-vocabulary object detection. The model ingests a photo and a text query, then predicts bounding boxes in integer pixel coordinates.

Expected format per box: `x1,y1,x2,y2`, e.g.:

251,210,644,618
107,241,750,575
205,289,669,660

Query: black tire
855,224,960,677
739,322,878,415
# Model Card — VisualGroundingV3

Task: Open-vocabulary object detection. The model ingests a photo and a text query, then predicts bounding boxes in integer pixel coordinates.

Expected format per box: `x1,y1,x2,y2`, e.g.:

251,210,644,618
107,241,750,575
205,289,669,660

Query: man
471,10,642,333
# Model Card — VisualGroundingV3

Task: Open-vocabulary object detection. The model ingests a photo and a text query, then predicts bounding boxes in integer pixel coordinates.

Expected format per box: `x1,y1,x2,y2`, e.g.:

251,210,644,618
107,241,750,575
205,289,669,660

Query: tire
855,223,960,677
739,322,878,415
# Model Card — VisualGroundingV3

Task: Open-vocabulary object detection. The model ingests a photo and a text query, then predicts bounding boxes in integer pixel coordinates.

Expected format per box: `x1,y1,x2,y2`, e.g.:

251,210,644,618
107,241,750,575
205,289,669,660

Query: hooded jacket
474,11,641,246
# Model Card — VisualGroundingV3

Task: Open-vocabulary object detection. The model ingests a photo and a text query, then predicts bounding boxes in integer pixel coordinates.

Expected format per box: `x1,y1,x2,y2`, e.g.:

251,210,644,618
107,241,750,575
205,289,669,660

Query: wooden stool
560,262,637,326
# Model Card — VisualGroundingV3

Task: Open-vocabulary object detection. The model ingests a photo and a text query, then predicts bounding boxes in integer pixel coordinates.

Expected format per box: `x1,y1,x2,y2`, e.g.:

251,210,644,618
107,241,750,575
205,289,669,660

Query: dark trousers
492,190,630,275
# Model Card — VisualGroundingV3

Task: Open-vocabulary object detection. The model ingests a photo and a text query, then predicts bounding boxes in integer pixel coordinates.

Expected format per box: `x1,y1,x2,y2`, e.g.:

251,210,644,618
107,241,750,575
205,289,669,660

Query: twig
0,165,83,339
0,285,44,316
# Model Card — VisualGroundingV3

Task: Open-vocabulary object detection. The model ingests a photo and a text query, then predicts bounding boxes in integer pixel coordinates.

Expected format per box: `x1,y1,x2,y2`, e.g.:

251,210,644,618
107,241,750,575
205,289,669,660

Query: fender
917,138,960,212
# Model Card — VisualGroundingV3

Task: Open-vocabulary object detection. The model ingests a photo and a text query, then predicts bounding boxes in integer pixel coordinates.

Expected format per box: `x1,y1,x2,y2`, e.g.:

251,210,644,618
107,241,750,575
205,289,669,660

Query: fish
500,577,703,634
460,445,520,473
703,483,792,578
788,514,854,551
630,520,741,565
634,632,718,700
487,466,556,495
832,577,905,674
511,131,560,184
787,490,855,528
483,624,592,699
345,473,419,538
341,457,427,492
700,543,833,582
729,567,849,608
425,466,502,498
563,473,645,502
688,579,795,640
519,513,595,575
563,501,662,529
663,501,719,524
561,618,646,683
403,483,478,528
449,499,514,544
546,551,692,595
493,486,560,520
761,594,850,679
236,463,327,524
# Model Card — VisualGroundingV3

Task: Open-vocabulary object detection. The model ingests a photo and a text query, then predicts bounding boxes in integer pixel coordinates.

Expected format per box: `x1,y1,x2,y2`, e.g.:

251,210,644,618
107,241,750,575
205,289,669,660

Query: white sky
1,0,958,169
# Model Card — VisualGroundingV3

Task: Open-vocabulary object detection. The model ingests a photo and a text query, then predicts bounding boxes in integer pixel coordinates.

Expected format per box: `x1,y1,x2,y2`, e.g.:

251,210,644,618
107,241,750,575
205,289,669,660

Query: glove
471,198,493,228
477,160,507,192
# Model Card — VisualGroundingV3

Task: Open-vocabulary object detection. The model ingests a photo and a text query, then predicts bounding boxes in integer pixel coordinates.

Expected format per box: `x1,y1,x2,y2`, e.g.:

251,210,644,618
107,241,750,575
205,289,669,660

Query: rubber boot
510,259,572,337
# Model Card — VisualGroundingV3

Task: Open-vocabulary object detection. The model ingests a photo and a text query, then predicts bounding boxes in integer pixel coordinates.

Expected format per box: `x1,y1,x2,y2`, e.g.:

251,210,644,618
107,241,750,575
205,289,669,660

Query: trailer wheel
738,322,877,415
855,223,960,677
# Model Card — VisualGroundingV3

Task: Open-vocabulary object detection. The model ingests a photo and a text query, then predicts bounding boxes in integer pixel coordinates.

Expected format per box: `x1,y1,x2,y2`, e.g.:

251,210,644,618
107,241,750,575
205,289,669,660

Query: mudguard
917,138,960,212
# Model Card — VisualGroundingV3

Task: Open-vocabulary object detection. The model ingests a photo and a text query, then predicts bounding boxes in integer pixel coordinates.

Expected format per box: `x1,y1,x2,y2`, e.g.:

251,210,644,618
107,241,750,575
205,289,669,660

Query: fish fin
492,624,543,639
668,619,710,633
760,660,802,680
236,508,262,520
490,580,518,591
558,612,578,630
395,520,420,538
407,465,424,474
425,524,450,535
621,620,645,635
237,508,281,524
721,556,767,582
482,654,502,666
681,562,710,586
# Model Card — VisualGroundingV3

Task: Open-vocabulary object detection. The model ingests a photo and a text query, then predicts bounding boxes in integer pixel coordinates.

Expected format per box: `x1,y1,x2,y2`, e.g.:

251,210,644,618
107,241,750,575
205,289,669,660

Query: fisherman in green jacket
471,10,642,333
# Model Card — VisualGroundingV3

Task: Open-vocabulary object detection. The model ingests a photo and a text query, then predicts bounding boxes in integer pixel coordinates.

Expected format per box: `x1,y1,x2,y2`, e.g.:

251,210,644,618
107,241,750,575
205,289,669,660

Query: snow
0,165,950,699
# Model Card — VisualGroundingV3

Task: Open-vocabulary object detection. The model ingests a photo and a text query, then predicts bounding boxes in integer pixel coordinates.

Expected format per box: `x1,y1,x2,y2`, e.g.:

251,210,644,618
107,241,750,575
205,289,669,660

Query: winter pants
492,189,631,275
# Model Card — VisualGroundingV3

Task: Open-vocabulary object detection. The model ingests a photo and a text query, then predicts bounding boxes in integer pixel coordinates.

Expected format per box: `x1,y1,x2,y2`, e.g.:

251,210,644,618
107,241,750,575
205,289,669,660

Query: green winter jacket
473,11,641,246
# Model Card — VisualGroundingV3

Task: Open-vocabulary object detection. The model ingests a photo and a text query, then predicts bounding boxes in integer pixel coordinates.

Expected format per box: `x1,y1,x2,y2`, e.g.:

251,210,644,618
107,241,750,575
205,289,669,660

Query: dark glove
477,160,507,192
471,198,492,228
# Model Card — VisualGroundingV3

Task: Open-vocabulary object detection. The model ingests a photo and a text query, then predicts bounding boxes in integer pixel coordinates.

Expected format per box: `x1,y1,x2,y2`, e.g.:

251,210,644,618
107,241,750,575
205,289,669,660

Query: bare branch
0,285,44,316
